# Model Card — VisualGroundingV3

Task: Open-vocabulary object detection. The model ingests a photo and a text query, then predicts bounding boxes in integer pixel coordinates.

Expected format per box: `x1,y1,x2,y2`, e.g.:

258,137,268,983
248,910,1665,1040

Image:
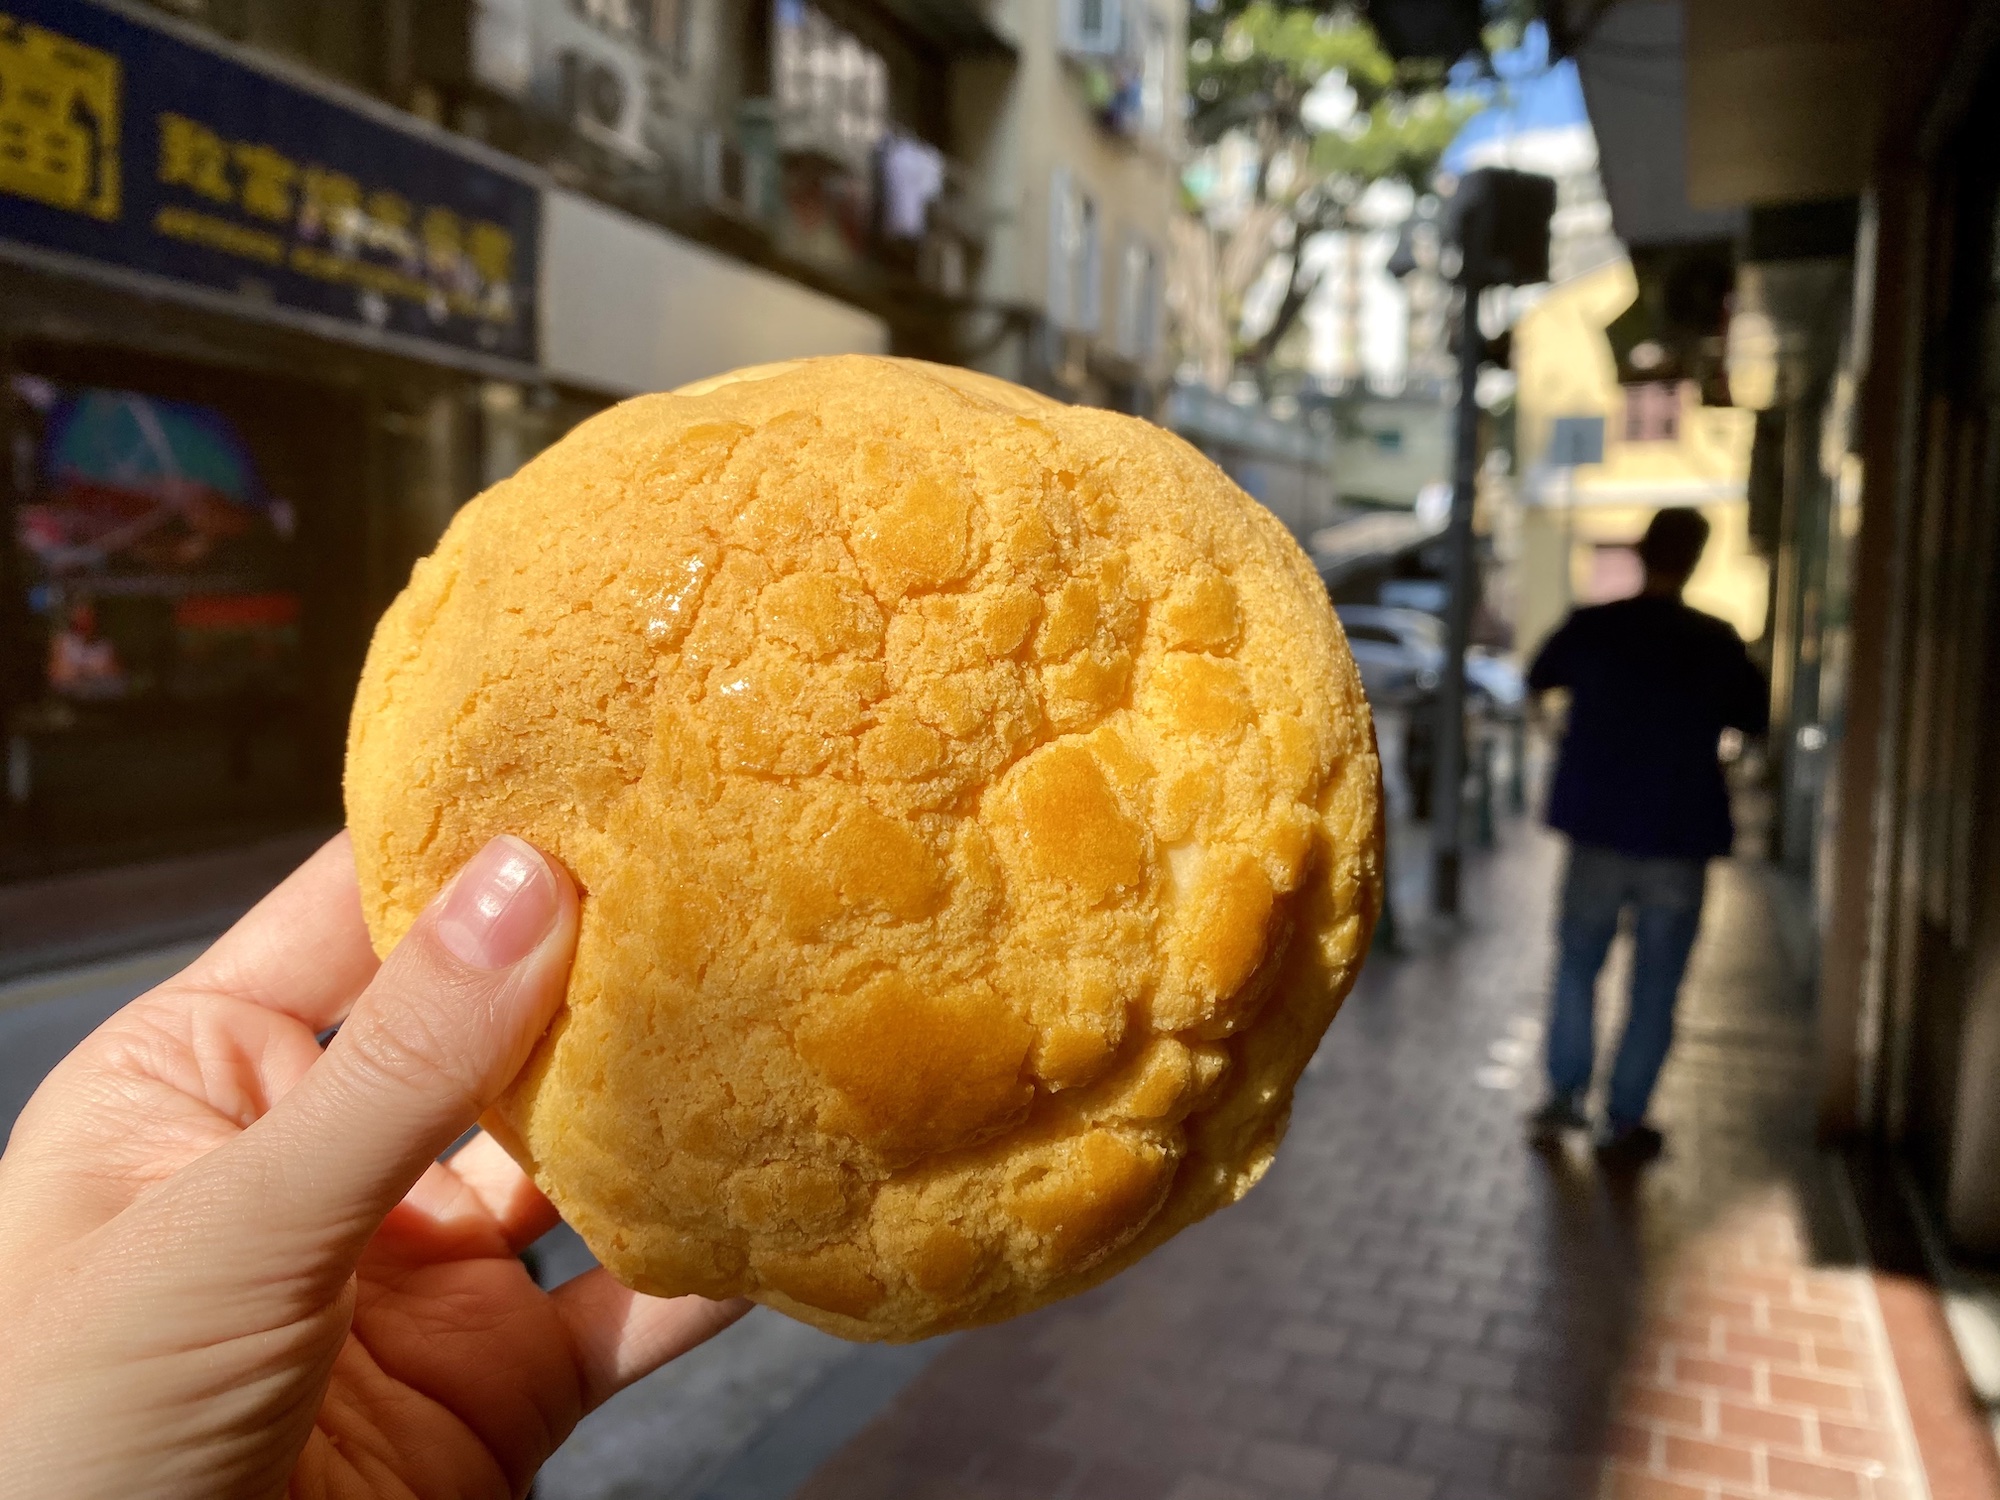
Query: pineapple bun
345,355,1382,1341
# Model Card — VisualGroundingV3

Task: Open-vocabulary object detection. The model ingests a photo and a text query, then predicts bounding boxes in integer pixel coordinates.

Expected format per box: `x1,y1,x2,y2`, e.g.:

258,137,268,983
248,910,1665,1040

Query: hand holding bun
345,356,1381,1341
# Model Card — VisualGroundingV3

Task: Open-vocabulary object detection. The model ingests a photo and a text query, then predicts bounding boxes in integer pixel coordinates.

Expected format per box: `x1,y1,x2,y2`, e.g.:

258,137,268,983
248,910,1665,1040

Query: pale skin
0,832,748,1499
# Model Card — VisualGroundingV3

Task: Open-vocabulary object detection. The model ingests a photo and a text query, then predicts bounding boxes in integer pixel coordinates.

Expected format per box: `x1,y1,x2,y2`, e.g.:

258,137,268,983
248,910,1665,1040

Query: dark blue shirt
1528,596,1768,861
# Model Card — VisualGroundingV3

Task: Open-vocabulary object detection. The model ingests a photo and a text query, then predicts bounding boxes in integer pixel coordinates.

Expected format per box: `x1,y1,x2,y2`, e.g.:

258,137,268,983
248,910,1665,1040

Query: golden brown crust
345,355,1381,1341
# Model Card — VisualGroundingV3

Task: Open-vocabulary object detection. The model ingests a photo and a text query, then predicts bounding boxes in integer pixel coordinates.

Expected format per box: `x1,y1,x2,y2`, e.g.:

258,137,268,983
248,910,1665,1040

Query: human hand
0,833,747,1500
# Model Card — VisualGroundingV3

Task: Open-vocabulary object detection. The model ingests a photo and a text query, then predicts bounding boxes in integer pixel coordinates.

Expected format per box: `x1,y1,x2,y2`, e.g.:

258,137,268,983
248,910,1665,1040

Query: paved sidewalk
1608,1190,1927,1500
790,825,1959,1500
6,816,1986,1499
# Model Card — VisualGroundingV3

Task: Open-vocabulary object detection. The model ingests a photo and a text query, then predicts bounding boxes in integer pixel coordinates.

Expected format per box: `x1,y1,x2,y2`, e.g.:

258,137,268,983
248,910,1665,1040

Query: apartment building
0,0,1185,889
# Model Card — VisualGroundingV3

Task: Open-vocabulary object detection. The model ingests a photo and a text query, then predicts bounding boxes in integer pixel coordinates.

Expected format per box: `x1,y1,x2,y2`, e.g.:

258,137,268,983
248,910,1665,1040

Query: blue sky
1441,23,1592,173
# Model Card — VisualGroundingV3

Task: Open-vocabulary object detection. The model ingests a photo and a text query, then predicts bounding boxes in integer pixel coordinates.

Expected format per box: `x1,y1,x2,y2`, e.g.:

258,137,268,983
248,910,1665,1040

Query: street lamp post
1428,279,1485,916
1416,167,1555,918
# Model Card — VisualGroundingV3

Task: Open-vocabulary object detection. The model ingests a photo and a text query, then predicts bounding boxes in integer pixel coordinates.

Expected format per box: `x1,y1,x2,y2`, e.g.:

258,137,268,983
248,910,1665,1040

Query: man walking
1525,508,1767,1161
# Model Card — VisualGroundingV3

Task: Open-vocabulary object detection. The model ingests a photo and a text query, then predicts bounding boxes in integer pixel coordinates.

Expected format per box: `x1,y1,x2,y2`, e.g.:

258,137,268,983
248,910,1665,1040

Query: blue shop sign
0,0,540,364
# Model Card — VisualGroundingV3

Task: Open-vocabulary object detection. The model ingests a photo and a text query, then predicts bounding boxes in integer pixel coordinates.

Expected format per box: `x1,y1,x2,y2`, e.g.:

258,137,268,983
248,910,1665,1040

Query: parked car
1335,604,1528,819
1335,604,1525,719
1336,605,1443,708
1467,646,1528,721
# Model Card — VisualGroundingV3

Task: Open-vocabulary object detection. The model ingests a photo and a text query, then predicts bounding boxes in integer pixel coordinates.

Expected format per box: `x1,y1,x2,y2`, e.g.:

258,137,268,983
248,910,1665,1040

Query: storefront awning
1562,0,1883,241
541,190,889,397
1567,0,1743,251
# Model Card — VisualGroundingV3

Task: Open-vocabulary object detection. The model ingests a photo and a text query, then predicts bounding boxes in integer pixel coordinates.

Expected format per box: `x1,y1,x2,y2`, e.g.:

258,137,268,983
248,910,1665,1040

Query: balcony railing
699,103,986,305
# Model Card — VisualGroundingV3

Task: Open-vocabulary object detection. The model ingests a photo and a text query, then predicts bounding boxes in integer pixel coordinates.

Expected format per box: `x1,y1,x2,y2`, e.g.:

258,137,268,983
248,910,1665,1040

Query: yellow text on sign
0,14,122,221
149,111,519,322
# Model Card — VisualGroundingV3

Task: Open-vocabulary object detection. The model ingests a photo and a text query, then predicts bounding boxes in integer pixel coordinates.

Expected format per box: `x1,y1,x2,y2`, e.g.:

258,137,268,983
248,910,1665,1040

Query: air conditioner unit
554,35,657,163
1059,0,1124,58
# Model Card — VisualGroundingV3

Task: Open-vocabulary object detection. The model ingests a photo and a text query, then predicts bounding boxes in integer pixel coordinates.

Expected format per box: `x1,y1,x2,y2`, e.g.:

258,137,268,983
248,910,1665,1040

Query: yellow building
1507,259,1764,658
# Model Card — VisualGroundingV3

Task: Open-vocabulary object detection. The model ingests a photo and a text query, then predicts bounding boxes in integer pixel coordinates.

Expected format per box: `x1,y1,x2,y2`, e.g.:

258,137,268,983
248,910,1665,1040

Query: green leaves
1182,1,1488,377
1188,2,1480,198
1306,90,1482,185
1187,2,1455,146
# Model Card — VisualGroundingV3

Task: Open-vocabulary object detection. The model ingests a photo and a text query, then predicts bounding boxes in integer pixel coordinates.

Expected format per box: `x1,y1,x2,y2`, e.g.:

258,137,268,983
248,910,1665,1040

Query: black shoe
1526,1095,1589,1145
1594,1122,1665,1165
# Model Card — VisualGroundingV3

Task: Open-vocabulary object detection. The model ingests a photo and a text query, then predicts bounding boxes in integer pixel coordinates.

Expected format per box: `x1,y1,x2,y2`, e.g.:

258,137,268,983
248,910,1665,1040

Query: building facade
1554,0,2000,1261
0,0,1186,891
954,0,1185,410
1507,256,1765,659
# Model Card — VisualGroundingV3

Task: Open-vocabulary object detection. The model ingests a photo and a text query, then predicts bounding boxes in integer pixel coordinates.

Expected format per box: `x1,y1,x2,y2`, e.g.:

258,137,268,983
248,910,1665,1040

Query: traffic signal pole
1429,280,1484,917
1411,166,1552,918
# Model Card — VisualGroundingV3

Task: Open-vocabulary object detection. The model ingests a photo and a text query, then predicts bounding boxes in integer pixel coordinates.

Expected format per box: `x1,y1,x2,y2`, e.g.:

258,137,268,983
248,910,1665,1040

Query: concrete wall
540,189,889,396
1509,257,1765,655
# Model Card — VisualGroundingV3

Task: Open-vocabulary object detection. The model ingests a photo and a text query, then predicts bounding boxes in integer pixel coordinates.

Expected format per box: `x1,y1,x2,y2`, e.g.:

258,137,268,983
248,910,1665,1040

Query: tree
1179,2,1482,388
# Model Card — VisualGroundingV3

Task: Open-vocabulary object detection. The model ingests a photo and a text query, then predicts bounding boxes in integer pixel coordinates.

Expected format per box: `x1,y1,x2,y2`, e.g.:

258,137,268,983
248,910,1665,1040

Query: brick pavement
793,824,1923,1500
1605,1190,1927,1500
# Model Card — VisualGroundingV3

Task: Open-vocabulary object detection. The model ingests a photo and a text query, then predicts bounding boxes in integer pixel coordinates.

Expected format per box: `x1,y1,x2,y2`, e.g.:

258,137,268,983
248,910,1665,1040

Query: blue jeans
1544,843,1707,1129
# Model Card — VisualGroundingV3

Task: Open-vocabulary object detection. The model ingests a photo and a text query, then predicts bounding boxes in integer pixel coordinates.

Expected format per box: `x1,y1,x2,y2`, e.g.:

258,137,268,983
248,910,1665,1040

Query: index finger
169,832,381,1030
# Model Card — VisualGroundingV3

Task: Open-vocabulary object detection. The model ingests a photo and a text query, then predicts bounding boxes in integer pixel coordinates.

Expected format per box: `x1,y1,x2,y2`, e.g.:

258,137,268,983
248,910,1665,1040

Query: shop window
1622,380,1680,442
3,371,329,874
10,379,301,709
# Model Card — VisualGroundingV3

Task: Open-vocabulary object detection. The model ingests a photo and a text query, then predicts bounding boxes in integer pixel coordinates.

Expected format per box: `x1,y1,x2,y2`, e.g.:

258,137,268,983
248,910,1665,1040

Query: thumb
191,835,578,1267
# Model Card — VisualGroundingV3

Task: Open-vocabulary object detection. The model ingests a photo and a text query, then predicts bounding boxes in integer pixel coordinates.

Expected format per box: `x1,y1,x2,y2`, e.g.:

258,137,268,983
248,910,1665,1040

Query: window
1116,234,1159,358
1138,9,1169,136
652,0,692,67
1622,381,1680,443
1049,169,1073,327
1077,192,1101,332
1061,0,1124,56
1048,169,1100,332
773,0,889,170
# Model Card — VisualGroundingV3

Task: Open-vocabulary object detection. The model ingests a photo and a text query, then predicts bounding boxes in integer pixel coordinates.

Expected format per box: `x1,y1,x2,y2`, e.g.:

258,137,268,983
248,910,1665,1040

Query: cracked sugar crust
345,355,1382,1341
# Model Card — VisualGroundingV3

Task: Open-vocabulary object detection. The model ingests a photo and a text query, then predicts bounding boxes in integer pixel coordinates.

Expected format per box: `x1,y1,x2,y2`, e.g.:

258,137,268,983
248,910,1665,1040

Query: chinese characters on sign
148,109,520,327
0,15,120,220
0,0,539,363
